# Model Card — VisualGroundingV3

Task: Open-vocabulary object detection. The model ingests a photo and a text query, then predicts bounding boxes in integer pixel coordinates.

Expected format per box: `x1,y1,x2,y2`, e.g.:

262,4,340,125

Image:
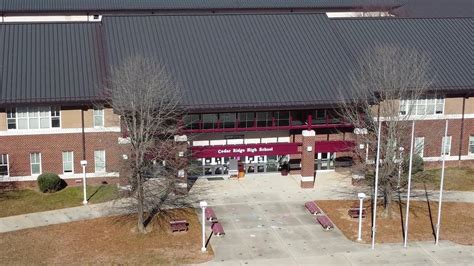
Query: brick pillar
301,130,316,188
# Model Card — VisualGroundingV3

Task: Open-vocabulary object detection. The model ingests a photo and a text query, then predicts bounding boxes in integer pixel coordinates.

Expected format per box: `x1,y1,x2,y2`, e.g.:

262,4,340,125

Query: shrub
37,173,67,193
404,154,424,175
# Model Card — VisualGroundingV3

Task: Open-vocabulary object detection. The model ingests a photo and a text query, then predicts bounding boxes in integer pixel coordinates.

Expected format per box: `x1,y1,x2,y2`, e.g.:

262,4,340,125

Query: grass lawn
0,208,213,264
318,200,474,245
0,184,118,217
413,167,474,191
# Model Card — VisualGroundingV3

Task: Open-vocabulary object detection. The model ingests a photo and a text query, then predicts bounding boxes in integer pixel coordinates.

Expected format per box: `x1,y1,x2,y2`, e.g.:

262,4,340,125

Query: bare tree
339,45,432,217
104,55,185,233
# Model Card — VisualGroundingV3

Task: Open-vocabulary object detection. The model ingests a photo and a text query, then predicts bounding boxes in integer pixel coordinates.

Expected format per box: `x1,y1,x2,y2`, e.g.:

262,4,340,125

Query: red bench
170,219,188,233
211,222,225,236
317,215,334,231
205,207,218,222
305,201,322,215
348,207,366,218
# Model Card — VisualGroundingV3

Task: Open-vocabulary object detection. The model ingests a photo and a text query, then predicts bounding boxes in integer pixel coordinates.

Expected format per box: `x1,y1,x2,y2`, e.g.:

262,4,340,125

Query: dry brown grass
317,200,474,246
0,208,213,265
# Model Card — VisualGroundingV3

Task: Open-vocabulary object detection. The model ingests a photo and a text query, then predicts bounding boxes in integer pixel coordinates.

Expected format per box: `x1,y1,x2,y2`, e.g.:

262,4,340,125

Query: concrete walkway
0,198,132,233
188,173,474,265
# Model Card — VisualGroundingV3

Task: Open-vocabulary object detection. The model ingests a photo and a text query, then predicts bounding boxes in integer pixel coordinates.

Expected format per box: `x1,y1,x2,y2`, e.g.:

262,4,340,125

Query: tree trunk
381,182,393,218
136,173,146,233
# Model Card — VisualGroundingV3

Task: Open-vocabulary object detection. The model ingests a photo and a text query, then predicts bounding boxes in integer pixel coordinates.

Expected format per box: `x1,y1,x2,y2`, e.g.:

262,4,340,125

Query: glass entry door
316,152,336,170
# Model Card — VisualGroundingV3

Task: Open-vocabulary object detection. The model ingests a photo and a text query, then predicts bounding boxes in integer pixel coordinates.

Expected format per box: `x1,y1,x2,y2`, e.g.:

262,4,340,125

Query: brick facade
0,132,123,183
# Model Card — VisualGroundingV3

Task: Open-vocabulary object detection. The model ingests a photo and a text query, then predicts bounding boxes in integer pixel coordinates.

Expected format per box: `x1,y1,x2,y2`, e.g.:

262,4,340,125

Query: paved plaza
189,172,474,265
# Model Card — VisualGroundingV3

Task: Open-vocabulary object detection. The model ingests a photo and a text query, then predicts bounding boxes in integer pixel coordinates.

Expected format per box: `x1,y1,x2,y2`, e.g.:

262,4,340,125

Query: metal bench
211,222,225,236
348,207,366,218
305,201,322,215
170,219,188,233
205,207,218,222
316,215,334,231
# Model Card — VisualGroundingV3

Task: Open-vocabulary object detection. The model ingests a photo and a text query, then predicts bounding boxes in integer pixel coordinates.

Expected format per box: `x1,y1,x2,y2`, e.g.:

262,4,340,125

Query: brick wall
0,132,122,178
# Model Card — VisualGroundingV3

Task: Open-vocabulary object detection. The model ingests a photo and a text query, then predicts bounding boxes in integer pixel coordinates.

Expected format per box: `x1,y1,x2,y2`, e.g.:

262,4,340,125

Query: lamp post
199,201,208,252
80,160,88,205
397,147,405,189
357,192,366,241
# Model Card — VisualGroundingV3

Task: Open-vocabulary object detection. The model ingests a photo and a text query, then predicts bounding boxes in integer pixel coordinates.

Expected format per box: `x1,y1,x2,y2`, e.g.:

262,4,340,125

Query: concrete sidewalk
188,174,474,266
0,198,133,233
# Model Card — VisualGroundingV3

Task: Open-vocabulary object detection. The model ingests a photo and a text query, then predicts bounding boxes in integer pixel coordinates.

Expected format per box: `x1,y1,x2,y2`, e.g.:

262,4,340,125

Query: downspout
458,97,466,161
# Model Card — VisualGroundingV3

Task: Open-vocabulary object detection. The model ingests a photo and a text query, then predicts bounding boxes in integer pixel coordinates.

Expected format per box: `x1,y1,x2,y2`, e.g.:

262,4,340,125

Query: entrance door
316,152,336,170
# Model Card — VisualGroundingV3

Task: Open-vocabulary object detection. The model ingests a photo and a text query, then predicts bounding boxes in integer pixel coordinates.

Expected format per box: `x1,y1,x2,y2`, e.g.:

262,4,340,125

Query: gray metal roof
0,14,472,109
333,17,474,91
103,14,357,110
0,23,105,105
0,0,405,14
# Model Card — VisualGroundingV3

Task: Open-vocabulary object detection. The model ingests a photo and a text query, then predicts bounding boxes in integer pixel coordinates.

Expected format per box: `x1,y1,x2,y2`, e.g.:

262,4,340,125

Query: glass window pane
31,164,40,174
7,119,16,129
29,118,39,129
94,150,106,172
220,113,236,128
51,117,60,128
202,114,217,129
40,118,50,128
94,116,103,127
18,118,27,129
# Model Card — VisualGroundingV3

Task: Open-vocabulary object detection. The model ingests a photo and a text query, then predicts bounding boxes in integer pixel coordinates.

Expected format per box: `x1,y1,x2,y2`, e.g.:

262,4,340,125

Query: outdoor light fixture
199,201,208,252
80,160,88,205
357,193,366,241
306,146,313,152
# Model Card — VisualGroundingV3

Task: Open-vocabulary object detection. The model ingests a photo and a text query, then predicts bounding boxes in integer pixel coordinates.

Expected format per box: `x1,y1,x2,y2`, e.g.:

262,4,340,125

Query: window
184,114,201,130
94,150,106,172
30,153,42,175
202,114,218,129
441,136,452,156
0,154,9,177
256,112,272,127
62,151,74,174
415,137,425,157
6,107,61,130
274,111,290,127
399,96,444,116
220,113,236,128
93,108,104,127
469,136,474,154
238,112,255,128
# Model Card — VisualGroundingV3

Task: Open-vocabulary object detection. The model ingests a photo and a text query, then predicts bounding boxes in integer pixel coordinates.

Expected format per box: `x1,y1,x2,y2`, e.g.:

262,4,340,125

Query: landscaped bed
413,167,474,191
317,200,474,245
0,208,213,264
0,184,119,217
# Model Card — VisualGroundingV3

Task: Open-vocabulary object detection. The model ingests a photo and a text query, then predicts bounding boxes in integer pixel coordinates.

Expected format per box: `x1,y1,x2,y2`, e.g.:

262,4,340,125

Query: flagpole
435,120,449,245
371,120,382,249
403,120,415,247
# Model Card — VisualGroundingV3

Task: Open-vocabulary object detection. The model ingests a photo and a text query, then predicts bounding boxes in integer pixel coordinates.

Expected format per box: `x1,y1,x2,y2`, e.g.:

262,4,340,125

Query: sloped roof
333,17,474,92
103,14,357,111
0,23,105,105
0,0,405,14
390,0,473,18
0,14,472,109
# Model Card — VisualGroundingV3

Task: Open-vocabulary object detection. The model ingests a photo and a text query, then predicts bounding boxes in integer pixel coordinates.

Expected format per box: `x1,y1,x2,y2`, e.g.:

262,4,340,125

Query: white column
357,193,366,241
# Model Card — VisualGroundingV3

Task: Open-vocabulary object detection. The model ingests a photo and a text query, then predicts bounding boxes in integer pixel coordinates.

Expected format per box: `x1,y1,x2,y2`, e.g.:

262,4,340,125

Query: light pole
199,201,208,252
357,192,366,241
80,160,88,205
436,120,449,245
404,121,415,248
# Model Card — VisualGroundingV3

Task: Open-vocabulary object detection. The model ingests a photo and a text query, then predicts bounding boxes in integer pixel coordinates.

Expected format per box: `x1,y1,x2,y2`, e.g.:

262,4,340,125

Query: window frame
93,108,105,128
399,96,445,116
415,137,425,158
0,154,9,177
30,152,42,176
6,107,61,130
94,150,106,173
62,151,74,174
441,136,452,156
468,136,474,155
